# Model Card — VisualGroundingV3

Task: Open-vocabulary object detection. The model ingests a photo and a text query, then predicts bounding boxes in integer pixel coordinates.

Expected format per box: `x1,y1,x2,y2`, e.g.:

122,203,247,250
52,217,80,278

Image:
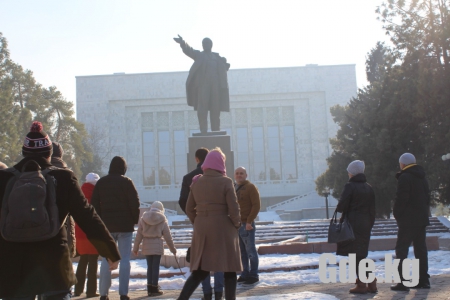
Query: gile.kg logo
319,253,419,287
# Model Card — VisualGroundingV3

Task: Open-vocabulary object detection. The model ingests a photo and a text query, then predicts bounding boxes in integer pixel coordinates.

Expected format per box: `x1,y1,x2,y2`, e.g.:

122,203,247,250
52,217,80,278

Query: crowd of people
0,121,431,299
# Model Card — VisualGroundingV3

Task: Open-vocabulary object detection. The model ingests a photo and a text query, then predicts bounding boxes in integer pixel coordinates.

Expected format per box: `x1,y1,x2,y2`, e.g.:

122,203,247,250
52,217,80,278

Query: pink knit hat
201,150,226,175
191,149,226,186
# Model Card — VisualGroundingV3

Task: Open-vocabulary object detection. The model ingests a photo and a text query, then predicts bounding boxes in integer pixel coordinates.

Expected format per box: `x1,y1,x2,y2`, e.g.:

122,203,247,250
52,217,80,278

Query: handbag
327,210,355,243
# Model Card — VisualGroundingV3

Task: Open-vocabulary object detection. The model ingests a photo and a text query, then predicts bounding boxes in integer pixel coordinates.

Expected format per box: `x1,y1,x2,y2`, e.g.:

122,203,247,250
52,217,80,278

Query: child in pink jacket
133,201,176,297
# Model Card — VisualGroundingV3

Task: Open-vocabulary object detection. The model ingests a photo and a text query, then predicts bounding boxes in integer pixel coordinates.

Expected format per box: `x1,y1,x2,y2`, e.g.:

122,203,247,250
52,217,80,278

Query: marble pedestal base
187,134,234,175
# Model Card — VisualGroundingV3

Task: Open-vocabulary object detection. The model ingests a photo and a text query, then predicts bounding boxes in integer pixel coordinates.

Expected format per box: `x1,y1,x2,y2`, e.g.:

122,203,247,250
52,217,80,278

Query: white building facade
76,65,356,211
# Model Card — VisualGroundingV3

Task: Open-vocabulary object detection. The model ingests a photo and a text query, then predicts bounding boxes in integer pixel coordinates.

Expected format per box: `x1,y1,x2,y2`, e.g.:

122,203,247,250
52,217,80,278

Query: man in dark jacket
391,153,430,291
178,148,209,213
91,156,140,300
0,121,120,299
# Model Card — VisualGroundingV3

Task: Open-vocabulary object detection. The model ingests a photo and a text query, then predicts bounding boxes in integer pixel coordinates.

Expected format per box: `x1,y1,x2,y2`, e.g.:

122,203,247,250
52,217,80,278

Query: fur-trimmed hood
142,209,167,226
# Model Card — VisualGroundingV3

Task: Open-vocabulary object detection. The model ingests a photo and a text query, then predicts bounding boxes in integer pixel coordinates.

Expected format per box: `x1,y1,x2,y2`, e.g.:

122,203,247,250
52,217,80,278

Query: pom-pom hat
22,121,53,157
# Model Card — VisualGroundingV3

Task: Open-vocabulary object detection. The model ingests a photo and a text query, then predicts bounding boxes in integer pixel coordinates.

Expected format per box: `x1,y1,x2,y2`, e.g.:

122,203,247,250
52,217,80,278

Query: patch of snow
73,249,450,291
258,211,282,221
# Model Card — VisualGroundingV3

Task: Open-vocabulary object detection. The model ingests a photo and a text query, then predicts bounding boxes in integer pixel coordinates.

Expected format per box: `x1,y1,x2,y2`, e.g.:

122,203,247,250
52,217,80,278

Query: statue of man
174,35,230,134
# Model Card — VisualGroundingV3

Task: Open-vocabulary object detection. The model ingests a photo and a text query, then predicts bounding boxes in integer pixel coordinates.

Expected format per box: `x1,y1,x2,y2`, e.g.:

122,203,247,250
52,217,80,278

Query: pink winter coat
133,209,176,255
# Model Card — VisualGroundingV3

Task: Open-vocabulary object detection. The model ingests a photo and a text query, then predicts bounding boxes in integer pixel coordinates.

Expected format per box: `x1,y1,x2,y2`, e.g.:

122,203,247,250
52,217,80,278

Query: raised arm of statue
173,34,199,60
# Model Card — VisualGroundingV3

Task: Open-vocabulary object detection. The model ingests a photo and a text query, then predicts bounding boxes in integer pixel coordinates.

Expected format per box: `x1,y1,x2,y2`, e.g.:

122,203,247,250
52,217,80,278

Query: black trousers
395,226,429,281
75,254,99,295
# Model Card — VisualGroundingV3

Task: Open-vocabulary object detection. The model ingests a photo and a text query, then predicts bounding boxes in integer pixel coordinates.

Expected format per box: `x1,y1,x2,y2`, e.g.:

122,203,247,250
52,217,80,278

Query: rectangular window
174,130,187,185
158,131,171,185
252,127,265,181
282,125,297,179
267,126,281,180
143,131,155,186
236,127,249,169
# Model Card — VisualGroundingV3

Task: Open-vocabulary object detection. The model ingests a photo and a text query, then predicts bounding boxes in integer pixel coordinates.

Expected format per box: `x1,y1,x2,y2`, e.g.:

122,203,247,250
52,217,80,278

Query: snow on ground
73,249,450,292
257,211,282,222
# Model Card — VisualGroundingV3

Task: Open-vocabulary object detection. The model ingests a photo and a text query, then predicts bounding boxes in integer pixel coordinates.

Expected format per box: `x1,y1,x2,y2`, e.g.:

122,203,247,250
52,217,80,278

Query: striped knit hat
22,121,53,157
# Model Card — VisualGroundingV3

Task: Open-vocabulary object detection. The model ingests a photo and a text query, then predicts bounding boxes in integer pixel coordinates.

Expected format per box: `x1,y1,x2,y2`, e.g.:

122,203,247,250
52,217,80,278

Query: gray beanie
399,153,416,165
347,160,365,175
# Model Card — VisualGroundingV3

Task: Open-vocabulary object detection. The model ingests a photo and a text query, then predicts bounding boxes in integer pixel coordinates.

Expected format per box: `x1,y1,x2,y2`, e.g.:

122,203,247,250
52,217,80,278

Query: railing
266,191,316,211
140,202,178,216
164,209,178,216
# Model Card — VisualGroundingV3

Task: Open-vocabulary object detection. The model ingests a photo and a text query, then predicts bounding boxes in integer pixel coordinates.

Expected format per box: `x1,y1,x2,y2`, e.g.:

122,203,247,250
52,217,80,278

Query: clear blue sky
0,0,390,106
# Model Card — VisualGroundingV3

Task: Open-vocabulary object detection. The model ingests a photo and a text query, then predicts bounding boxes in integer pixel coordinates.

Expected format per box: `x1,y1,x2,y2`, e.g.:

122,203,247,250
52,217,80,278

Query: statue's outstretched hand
173,34,184,44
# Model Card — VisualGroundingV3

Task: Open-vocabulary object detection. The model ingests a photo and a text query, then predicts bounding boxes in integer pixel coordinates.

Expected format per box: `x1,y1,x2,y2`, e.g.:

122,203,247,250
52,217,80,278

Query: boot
177,272,206,300
367,278,377,293
349,278,368,294
201,293,212,300
390,282,410,291
151,285,164,296
224,275,237,300
214,291,223,299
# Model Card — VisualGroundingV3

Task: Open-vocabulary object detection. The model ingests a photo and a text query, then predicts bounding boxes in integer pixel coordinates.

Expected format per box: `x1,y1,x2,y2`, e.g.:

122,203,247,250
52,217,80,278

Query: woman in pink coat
178,148,242,300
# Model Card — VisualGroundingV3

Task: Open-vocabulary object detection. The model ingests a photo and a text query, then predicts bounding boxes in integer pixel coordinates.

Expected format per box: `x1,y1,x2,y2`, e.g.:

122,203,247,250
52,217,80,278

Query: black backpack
0,162,63,242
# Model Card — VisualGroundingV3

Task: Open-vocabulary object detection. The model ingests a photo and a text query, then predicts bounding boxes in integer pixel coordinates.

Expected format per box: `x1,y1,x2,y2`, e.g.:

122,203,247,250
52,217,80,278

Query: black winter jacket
91,156,140,232
336,173,376,258
393,164,430,227
178,163,203,214
0,156,120,297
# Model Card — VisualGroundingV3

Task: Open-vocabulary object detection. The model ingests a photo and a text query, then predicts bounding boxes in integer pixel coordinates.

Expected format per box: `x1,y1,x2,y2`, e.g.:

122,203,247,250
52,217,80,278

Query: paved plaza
74,273,450,300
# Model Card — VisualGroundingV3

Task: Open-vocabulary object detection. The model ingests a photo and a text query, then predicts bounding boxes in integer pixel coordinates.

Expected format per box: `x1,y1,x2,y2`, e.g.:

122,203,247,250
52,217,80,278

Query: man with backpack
0,121,121,299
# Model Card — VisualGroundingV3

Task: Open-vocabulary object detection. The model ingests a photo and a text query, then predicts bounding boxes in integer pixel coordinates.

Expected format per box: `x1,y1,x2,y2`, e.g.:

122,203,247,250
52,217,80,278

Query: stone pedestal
187,135,234,175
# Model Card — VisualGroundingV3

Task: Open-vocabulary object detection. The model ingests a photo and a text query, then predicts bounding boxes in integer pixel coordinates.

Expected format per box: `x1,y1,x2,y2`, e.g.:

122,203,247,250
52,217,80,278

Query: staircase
167,217,450,246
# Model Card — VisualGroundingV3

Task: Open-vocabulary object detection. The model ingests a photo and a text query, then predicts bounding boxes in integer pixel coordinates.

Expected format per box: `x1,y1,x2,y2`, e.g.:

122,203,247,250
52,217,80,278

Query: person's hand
172,249,177,255
173,34,184,44
107,259,119,271
245,223,254,231
132,250,138,256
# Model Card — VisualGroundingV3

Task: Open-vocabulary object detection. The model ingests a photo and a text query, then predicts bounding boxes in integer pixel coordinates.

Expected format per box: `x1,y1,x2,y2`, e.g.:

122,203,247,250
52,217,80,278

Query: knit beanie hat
347,160,365,175
86,173,100,185
151,201,165,212
22,121,53,157
399,153,416,165
52,142,64,159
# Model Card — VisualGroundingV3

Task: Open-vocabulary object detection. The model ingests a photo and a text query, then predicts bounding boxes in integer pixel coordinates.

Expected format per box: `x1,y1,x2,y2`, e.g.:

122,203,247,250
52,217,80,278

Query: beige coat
133,209,176,255
186,169,242,272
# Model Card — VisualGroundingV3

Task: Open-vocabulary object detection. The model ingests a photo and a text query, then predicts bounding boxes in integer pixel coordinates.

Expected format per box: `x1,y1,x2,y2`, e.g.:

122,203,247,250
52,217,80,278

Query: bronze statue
174,35,230,134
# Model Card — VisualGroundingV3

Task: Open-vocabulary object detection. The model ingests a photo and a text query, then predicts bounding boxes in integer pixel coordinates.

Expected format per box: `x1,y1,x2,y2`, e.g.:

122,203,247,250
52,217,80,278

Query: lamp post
323,188,330,219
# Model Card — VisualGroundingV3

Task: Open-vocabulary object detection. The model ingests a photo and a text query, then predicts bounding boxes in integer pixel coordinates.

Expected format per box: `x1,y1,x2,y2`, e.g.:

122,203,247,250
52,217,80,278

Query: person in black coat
0,122,120,299
336,160,376,294
178,148,209,213
91,156,140,299
390,153,430,291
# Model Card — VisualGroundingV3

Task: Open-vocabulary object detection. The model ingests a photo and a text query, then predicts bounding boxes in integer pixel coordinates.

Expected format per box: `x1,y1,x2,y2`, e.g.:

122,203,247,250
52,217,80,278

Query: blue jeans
201,272,224,294
99,232,133,296
238,222,259,279
4,290,71,300
145,255,161,286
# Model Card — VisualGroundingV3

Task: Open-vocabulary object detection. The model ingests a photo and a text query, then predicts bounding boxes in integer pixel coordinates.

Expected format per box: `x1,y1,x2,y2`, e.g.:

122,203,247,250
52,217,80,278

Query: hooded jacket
91,156,140,232
393,164,430,227
133,209,176,255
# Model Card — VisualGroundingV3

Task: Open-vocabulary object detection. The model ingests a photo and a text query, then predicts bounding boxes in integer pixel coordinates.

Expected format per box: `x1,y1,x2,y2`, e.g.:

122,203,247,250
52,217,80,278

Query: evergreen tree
316,0,450,216
0,33,92,178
